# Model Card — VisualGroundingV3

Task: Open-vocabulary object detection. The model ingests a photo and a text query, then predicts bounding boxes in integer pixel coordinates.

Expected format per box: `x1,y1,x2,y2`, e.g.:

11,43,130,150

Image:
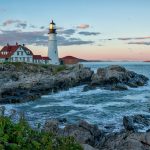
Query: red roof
61,56,79,60
33,55,42,59
42,57,51,60
33,55,51,60
0,45,19,58
0,44,33,58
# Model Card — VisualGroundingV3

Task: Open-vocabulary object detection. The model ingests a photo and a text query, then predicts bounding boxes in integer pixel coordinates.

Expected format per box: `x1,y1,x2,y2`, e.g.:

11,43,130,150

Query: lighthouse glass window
50,24,55,29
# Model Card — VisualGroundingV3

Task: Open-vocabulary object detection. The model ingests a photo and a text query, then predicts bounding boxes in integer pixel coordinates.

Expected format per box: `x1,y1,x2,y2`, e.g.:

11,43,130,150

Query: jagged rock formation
84,65,149,91
0,63,93,104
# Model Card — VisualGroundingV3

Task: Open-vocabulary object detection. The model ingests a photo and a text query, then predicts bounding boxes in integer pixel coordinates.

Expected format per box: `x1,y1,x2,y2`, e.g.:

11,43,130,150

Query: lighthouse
48,20,60,65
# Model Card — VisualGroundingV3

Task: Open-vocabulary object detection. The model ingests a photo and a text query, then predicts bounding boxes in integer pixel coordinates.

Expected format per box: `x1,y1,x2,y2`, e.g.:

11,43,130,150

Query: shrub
0,116,83,150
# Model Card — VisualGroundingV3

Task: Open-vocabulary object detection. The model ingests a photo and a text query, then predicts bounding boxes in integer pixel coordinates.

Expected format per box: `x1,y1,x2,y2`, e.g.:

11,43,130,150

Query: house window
17,52,19,55
15,57,18,62
21,52,23,55
27,57,30,62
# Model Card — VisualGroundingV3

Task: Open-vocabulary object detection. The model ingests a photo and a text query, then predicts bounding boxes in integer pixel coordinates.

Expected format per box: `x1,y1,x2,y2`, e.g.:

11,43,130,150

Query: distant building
0,43,51,64
60,56,86,64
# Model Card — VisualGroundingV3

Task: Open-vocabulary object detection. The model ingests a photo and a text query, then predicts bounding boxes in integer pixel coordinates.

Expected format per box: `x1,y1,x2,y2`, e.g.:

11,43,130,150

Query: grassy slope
0,62,67,74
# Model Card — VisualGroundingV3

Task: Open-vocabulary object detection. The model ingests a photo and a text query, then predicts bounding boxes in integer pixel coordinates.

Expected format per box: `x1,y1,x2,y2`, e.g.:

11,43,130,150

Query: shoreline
0,62,148,104
1,106,150,150
0,62,93,104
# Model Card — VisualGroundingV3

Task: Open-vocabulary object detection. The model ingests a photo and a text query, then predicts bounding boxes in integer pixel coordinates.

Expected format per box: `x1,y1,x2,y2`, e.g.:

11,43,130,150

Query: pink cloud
76,24,90,29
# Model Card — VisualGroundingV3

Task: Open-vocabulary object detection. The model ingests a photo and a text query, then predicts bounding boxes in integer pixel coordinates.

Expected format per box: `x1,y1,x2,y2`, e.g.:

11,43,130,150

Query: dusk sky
0,0,150,61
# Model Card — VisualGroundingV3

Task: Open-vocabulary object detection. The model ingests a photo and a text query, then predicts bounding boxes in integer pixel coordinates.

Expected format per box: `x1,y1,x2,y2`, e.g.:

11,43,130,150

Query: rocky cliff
0,62,93,104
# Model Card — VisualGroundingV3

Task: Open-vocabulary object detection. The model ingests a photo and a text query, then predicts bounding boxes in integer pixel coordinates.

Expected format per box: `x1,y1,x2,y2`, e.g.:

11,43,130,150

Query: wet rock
82,85,96,92
90,65,149,91
123,114,150,132
98,132,150,150
58,118,67,123
62,124,93,144
43,119,59,134
133,114,150,126
43,120,103,147
111,83,128,91
78,120,102,138
0,106,5,116
123,116,135,132
61,120,103,146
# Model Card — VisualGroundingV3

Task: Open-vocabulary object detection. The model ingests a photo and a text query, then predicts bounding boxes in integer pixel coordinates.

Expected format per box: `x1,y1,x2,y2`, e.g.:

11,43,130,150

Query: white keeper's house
0,43,51,64
0,20,60,65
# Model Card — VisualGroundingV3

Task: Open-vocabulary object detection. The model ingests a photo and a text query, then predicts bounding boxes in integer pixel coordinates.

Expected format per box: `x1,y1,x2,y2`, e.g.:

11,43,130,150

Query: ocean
4,62,150,132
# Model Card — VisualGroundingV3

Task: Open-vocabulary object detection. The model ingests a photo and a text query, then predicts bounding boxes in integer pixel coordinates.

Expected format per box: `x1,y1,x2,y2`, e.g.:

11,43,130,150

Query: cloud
40,26,45,29
0,29,94,46
118,38,133,40
58,29,76,36
2,20,20,26
128,41,150,45
16,23,27,29
0,30,48,46
118,36,150,40
58,37,94,46
77,24,90,29
2,19,27,29
78,31,100,36
30,25,37,28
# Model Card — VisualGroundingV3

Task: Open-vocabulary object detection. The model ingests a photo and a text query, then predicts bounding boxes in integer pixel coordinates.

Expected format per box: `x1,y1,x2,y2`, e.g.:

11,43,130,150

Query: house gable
11,46,33,58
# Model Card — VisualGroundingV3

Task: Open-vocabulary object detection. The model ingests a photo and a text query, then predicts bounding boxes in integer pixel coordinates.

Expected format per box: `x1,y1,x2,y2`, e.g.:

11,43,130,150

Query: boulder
43,120,102,147
123,116,135,132
43,119,59,134
123,114,150,132
98,132,150,150
90,65,149,91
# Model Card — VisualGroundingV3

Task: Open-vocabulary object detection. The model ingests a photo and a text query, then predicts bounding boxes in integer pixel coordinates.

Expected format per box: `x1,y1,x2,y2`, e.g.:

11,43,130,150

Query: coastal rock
0,106,5,116
111,83,128,91
43,120,103,147
0,63,93,104
90,65,149,90
98,132,150,150
123,114,150,132
123,116,135,132
43,119,59,134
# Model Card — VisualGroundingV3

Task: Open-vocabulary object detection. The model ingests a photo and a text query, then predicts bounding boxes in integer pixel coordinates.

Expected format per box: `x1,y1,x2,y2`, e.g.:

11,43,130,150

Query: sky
0,0,150,61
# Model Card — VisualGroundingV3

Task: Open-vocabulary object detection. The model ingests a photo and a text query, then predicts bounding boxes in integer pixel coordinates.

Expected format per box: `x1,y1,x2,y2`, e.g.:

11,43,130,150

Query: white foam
42,86,84,98
59,110,79,117
120,93,149,102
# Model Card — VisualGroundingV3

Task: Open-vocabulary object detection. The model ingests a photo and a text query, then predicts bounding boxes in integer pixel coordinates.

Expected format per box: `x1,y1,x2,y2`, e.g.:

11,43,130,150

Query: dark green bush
0,116,83,150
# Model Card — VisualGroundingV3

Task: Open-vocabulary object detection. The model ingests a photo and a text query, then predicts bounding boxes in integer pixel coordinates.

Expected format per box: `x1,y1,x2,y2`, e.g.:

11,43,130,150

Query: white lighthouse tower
48,20,60,65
